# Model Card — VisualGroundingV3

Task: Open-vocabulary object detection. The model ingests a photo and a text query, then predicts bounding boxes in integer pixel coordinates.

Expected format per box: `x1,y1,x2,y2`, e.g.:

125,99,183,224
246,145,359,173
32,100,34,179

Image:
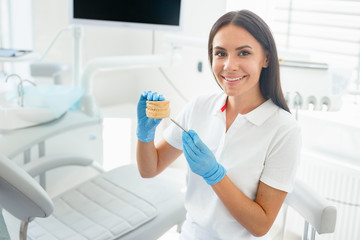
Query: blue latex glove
136,91,165,142
182,130,226,185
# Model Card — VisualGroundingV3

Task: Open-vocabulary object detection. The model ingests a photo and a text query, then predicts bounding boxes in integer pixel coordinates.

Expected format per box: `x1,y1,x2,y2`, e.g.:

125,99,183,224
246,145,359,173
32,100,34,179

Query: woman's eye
214,51,226,57
239,51,250,56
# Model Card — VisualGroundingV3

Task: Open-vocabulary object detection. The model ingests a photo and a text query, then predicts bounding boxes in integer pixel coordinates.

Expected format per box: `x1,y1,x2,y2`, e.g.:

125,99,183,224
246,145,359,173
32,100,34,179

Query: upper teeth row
225,76,245,81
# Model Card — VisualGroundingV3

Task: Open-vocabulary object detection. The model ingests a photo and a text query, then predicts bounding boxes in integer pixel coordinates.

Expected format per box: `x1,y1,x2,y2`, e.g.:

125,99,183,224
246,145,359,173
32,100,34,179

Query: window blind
272,0,360,89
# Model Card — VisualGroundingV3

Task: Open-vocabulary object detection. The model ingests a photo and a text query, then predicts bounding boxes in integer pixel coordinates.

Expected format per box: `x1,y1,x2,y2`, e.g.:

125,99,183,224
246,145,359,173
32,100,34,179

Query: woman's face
212,24,268,100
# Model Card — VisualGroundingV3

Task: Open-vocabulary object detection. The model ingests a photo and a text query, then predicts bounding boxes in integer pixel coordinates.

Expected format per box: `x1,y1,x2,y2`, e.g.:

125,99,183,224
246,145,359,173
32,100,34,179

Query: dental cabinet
0,111,101,157
279,59,348,112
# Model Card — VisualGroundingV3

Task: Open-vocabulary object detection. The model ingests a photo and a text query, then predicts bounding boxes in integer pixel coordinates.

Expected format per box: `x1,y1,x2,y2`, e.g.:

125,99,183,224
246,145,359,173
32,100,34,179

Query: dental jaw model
146,100,170,119
146,100,187,132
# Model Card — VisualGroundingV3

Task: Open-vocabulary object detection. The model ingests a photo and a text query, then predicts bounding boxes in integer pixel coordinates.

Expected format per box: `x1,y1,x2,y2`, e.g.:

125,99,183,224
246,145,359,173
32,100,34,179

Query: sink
0,102,57,130
0,85,84,131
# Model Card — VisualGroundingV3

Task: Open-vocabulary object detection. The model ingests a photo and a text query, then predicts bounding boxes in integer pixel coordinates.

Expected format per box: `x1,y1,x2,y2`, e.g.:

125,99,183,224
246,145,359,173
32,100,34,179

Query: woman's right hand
136,91,165,142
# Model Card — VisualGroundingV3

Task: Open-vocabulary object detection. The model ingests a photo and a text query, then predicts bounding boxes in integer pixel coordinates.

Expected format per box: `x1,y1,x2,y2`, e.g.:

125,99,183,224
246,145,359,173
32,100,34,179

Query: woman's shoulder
273,106,301,131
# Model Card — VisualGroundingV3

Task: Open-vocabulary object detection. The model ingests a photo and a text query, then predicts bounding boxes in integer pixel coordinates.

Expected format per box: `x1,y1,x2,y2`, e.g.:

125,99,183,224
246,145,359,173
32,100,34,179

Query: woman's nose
224,55,238,71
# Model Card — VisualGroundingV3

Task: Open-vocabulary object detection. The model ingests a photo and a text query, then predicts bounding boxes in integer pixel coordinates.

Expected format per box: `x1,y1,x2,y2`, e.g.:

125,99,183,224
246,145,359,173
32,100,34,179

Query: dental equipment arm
79,54,173,117
22,154,94,177
81,55,173,95
39,26,73,62
77,34,209,118
38,25,83,87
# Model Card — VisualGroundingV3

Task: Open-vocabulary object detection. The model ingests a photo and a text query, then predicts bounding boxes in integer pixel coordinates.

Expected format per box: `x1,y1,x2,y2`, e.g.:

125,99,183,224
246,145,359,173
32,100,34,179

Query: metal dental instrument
169,117,188,133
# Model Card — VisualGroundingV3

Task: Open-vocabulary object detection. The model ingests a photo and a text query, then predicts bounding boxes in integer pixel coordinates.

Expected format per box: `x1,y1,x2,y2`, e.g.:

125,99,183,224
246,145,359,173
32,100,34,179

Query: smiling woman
136,9,302,240
211,24,269,114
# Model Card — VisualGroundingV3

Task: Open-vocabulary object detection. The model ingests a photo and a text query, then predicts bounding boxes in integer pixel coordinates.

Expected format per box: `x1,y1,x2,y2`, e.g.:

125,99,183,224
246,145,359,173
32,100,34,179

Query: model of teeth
146,100,171,119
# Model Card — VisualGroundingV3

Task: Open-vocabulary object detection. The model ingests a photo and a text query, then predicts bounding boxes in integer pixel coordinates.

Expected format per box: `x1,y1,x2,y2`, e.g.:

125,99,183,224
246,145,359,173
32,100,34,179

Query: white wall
226,0,275,22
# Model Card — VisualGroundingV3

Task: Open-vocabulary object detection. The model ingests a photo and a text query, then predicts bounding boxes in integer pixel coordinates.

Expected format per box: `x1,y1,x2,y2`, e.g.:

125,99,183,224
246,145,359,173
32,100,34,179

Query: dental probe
169,117,188,133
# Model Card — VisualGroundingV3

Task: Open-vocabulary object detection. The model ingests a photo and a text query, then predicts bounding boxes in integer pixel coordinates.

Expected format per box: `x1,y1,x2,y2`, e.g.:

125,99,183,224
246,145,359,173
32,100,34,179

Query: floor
158,226,180,240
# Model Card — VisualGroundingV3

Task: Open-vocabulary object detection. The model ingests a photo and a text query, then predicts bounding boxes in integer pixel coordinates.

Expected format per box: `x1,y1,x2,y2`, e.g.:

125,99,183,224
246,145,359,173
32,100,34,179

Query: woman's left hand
182,130,226,185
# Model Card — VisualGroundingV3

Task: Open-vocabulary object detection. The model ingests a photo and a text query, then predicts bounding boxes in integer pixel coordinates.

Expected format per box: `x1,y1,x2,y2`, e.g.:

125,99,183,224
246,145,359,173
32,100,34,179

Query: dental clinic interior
0,0,359,239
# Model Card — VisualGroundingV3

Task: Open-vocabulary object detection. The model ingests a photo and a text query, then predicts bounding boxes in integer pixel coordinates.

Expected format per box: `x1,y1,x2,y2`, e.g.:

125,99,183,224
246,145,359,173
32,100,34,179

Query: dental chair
280,181,337,240
0,153,186,240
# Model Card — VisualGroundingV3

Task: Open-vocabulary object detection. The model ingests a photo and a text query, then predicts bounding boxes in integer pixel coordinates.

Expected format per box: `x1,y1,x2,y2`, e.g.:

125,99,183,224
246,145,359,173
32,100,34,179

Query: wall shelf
0,52,39,62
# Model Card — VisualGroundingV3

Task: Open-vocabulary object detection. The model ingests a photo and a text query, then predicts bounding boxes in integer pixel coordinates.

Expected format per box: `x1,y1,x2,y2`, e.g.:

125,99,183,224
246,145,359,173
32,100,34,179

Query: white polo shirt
163,92,301,240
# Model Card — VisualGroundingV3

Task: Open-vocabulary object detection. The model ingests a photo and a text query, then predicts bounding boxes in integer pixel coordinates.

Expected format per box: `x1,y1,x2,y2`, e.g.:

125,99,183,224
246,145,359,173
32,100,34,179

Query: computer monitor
69,0,184,31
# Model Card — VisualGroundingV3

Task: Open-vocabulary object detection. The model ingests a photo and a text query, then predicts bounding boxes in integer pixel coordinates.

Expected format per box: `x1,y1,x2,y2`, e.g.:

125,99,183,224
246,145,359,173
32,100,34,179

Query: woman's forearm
136,138,183,178
211,175,287,237
136,140,159,178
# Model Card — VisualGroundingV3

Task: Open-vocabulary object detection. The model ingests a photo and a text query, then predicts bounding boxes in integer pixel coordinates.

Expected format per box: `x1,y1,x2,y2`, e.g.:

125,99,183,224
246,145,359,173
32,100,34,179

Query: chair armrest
22,154,93,177
0,154,53,222
285,180,337,234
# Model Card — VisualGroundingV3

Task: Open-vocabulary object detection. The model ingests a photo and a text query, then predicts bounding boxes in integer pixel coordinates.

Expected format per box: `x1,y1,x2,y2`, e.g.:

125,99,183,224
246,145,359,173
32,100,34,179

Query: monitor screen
69,0,184,31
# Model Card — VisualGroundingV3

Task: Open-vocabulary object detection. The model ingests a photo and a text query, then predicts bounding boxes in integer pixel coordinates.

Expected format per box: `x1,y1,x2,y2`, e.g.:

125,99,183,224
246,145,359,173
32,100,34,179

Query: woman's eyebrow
213,45,252,50
236,45,252,50
213,46,226,50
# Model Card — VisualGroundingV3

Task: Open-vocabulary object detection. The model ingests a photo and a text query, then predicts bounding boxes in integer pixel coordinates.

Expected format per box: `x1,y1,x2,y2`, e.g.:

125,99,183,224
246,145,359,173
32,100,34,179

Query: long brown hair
208,10,290,113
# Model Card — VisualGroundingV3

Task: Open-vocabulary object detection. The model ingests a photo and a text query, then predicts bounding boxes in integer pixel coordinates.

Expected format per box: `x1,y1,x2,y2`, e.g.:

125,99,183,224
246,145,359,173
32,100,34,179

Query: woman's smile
222,75,248,85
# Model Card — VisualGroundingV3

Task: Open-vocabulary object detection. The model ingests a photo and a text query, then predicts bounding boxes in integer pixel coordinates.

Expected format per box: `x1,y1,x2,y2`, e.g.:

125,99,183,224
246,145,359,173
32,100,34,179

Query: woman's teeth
224,76,246,81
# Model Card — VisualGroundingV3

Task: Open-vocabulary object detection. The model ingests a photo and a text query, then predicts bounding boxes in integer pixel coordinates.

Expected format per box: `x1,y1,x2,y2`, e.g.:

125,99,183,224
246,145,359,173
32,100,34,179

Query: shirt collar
212,93,228,116
244,99,278,126
212,94,279,126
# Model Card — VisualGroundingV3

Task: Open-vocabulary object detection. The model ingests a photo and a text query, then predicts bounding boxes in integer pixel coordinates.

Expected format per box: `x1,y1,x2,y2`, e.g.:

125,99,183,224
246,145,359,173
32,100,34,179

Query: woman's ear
263,51,269,68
